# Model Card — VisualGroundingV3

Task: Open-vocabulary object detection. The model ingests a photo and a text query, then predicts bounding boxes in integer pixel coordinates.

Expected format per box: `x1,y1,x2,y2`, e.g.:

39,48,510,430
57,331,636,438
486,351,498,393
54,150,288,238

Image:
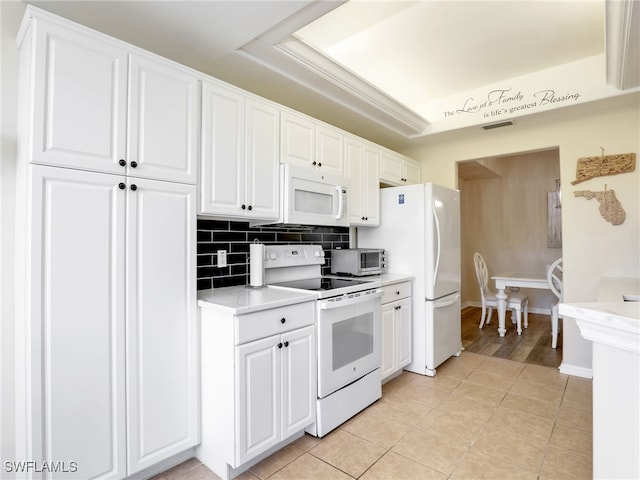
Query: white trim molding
606,0,640,90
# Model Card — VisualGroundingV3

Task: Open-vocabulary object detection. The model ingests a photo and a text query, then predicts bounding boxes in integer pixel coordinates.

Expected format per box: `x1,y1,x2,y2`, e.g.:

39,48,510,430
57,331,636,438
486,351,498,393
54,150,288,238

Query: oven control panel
264,244,325,269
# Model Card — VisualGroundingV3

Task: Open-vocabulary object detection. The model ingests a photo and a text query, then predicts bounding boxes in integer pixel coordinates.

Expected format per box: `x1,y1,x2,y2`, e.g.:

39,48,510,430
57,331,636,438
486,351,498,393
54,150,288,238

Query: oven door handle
318,289,382,310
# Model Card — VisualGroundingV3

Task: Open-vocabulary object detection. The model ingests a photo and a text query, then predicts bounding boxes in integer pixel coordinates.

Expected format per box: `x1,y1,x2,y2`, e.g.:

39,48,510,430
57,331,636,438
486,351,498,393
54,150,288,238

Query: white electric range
264,244,382,437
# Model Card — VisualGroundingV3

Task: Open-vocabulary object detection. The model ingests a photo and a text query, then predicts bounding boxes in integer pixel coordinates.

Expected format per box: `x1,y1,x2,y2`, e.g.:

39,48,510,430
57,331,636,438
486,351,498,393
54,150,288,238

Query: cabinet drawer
236,301,315,344
381,282,412,304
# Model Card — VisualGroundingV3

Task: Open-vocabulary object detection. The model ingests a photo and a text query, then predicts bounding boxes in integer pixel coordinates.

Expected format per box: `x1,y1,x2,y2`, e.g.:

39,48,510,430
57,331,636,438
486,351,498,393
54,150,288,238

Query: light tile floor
154,352,593,480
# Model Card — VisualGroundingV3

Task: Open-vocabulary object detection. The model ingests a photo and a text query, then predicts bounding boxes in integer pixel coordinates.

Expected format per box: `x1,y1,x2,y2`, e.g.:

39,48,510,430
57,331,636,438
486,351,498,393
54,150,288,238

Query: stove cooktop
270,276,373,292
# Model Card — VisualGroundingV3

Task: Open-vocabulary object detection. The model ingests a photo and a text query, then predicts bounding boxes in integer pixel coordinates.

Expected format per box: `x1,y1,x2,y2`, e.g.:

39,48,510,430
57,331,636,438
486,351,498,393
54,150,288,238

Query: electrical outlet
217,250,227,267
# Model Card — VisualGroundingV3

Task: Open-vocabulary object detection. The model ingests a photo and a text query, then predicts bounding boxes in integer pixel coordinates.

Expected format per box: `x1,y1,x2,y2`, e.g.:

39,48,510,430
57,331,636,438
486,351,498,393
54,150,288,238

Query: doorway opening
457,147,563,366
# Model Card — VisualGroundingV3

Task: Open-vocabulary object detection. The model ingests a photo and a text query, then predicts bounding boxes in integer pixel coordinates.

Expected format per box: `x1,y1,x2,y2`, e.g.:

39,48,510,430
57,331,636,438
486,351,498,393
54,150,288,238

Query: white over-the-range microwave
252,164,349,227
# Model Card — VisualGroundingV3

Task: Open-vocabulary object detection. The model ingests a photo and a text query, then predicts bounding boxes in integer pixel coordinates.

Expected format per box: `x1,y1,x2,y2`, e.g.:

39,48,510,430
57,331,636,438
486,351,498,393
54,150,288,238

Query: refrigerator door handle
431,293,460,308
432,200,441,285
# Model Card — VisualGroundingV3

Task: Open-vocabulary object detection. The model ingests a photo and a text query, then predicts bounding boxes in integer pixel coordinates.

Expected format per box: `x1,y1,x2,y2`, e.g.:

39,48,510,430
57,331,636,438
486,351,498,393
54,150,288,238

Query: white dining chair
547,257,563,349
473,252,529,334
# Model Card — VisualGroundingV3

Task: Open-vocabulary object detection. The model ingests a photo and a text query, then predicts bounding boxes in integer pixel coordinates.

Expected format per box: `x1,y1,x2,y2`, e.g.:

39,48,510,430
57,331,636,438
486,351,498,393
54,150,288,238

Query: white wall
1,1,26,471
403,93,640,376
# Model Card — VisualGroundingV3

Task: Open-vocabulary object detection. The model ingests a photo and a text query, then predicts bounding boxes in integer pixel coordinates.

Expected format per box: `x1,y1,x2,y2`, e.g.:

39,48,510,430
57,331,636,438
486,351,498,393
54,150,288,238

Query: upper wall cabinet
127,54,199,184
380,151,422,186
200,81,280,220
281,110,344,176
345,136,380,227
23,15,198,184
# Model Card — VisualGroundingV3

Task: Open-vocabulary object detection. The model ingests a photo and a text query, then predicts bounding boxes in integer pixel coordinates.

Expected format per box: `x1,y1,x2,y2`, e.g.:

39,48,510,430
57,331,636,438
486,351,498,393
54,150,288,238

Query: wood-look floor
461,306,562,368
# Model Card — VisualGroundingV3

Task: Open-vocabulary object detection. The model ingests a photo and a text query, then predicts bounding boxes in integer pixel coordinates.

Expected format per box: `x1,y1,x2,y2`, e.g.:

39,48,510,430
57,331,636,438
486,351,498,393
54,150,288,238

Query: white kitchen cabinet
380,282,412,382
18,165,128,479
16,9,199,478
22,9,198,184
198,300,316,480
315,124,344,176
345,136,380,226
125,177,198,474
236,325,315,465
201,81,280,220
380,151,421,186
281,110,344,176
16,166,198,478
127,54,199,184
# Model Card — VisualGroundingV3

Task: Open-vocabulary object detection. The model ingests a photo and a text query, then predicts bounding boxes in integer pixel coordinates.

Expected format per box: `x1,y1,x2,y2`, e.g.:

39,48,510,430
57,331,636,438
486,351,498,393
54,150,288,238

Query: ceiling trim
606,0,640,90
275,37,428,133
240,1,429,138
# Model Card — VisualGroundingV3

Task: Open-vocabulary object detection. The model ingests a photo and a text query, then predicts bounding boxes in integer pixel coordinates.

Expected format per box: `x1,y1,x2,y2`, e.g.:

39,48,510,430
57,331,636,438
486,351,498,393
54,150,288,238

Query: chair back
547,257,563,300
473,252,490,299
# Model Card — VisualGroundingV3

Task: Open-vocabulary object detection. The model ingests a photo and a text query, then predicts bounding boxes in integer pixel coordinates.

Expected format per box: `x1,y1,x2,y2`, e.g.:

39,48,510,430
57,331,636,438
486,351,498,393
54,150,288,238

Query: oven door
317,290,382,398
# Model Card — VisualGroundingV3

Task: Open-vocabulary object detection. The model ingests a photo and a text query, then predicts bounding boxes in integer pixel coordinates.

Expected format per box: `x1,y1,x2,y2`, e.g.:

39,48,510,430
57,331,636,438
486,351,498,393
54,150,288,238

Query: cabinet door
236,336,281,466
200,82,245,215
128,54,199,184
363,145,381,226
281,326,316,438
403,158,422,185
380,151,404,185
380,303,396,381
30,19,127,174
29,165,126,479
281,111,314,168
315,125,344,175
396,298,412,370
345,138,364,225
126,178,198,474
245,98,280,220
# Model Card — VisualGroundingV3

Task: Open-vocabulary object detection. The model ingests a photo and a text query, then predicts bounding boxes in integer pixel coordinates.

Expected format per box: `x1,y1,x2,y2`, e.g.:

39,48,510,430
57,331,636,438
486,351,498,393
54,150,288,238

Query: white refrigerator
359,183,461,376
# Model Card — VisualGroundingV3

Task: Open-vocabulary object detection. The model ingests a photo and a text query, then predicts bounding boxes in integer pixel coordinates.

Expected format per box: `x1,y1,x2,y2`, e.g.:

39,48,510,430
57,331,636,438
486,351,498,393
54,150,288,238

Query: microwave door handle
335,185,344,219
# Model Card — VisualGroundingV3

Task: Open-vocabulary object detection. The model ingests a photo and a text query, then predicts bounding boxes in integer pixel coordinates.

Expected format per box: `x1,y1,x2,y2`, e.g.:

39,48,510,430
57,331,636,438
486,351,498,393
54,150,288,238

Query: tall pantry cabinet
14,7,199,478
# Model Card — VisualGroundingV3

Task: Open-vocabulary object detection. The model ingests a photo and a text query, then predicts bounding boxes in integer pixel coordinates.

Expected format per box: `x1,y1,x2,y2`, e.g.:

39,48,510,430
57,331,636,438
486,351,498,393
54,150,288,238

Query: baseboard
559,362,593,379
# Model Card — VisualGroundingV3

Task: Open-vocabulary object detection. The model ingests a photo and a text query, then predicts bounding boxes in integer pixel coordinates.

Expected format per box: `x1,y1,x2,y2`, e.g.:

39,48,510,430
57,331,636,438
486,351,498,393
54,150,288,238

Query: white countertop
198,285,317,315
560,276,640,354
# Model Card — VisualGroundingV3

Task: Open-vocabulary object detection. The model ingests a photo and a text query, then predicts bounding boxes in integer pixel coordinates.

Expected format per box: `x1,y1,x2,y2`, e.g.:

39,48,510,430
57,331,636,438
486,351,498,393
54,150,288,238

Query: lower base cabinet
197,300,316,480
14,165,198,479
381,281,412,382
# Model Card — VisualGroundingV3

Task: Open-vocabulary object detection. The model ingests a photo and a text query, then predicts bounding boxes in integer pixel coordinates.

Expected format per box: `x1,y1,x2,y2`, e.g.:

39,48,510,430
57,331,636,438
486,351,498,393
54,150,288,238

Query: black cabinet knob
241,204,246,210
318,162,322,167
312,161,317,166
396,291,400,295
277,342,283,349
280,317,286,324
284,341,289,347
118,183,126,190
130,184,137,191
247,205,252,211
130,161,138,168
119,159,126,167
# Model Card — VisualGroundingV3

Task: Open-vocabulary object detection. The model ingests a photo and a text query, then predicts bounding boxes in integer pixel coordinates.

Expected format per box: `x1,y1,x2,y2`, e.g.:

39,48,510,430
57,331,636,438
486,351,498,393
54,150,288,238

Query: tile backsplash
197,219,350,290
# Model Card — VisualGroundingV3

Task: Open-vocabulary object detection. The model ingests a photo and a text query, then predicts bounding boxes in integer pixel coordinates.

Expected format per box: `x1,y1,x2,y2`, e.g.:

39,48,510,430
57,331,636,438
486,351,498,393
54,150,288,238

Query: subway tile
197,254,213,267
196,222,351,290
276,232,302,242
197,230,212,242
197,219,229,230
213,231,247,242
230,221,251,231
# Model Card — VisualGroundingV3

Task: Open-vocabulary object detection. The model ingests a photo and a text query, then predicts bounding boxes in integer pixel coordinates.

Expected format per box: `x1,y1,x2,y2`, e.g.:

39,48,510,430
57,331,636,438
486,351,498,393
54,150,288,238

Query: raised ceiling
22,0,639,149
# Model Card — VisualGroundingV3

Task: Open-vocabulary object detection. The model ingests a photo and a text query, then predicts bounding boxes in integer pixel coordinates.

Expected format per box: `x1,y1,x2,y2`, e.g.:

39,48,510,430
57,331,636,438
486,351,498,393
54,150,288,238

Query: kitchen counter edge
198,285,317,315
